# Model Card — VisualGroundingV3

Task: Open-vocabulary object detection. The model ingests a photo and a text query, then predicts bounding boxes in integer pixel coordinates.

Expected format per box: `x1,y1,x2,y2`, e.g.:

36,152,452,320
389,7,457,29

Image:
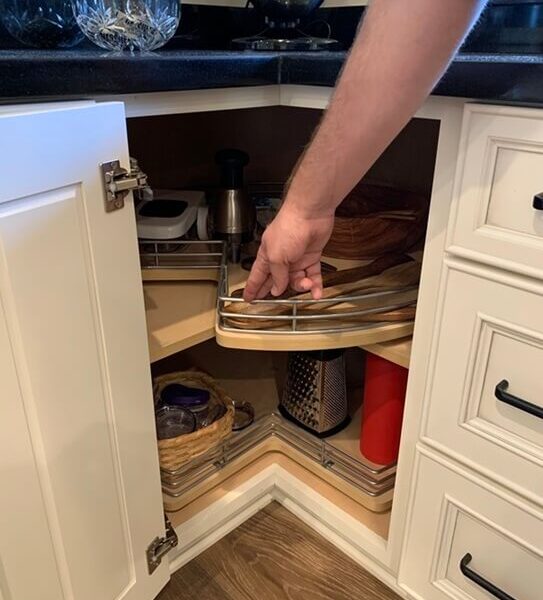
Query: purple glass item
160,383,210,409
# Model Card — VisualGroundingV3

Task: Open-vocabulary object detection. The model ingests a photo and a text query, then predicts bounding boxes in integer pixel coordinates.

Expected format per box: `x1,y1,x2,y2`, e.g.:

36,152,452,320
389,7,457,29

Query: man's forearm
283,0,487,218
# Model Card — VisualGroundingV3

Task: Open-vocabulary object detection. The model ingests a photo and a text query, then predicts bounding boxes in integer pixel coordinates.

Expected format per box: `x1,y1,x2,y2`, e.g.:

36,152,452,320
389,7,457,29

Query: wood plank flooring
157,502,400,600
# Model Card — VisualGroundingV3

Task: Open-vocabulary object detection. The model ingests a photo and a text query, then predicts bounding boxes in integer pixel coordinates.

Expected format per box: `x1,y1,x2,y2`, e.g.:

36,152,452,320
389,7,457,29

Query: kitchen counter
2,48,543,103
282,52,543,103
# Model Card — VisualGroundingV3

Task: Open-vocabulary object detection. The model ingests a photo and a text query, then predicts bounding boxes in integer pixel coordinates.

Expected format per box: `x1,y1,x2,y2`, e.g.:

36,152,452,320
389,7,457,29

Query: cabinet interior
152,341,395,537
127,106,439,194
127,106,441,543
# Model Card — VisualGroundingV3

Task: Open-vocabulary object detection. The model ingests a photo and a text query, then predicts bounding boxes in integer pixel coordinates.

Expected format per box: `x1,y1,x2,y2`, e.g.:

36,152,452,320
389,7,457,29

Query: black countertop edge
2,48,543,103
0,50,281,97
281,52,543,104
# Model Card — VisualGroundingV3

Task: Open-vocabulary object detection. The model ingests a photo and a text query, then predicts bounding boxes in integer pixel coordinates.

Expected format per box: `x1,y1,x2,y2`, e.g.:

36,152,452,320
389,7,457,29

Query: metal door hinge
101,158,148,213
146,515,178,575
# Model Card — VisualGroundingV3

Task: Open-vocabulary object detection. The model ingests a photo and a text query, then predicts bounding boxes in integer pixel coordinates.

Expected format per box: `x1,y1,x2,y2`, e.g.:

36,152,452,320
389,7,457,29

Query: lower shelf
155,342,396,529
168,451,392,542
162,415,394,512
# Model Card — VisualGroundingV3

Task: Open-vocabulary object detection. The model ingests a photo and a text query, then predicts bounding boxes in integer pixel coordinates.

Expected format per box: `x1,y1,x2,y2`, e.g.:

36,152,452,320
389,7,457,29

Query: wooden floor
158,502,400,600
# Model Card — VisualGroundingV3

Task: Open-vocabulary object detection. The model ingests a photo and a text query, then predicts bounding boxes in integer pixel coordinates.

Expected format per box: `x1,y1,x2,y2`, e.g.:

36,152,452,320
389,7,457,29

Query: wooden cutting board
225,259,421,320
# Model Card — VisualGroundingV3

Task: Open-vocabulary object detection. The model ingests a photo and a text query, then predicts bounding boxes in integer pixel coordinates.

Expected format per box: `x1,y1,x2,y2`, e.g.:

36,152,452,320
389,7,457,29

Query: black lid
215,148,249,189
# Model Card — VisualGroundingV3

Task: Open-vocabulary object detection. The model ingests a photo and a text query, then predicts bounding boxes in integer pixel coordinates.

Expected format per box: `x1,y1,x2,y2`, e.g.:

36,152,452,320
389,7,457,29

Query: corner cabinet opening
127,105,441,564
128,107,439,359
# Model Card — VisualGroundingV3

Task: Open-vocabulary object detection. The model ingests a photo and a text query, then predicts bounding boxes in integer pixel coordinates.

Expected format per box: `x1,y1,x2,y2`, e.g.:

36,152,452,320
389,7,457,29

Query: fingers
244,249,289,302
291,270,313,293
255,275,274,299
243,255,270,302
304,262,323,300
269,260,290,297
244,244,323,302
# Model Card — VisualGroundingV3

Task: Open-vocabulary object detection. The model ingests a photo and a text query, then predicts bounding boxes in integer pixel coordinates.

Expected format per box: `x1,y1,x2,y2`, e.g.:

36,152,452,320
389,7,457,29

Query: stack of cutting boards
223,253,420,331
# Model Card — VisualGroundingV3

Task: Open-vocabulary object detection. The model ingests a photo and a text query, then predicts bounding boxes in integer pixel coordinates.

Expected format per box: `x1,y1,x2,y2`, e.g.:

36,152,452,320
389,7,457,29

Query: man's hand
243,206,334,302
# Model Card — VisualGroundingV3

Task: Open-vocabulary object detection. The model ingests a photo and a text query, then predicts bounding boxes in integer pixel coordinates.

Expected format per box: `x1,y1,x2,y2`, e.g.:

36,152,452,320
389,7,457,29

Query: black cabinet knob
533,193,543,210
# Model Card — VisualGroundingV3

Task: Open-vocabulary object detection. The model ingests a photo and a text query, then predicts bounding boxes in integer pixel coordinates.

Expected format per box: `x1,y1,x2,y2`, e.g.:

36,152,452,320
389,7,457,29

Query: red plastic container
360,353,408,465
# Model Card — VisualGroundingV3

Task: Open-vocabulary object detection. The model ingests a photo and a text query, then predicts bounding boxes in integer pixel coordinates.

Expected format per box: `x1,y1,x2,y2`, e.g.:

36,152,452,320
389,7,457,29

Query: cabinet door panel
0,104,168,600
0,300,64,600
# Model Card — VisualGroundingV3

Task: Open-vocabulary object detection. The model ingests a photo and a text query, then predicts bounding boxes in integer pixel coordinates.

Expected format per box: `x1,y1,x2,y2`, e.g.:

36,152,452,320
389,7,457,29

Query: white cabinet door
0,103,169,600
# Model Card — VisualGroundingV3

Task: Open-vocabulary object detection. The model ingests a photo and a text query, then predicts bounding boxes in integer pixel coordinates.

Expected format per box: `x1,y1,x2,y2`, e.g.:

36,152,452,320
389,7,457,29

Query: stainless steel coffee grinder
212,149,255,263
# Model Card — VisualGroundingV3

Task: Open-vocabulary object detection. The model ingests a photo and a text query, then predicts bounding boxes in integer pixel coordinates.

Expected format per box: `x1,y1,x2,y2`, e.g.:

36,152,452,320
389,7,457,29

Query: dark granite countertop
2,48,543,103
282,52,543,103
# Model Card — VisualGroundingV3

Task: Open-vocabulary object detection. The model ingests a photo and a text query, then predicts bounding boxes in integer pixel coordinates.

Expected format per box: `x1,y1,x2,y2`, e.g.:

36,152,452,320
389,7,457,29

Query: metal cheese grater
280,349,349,437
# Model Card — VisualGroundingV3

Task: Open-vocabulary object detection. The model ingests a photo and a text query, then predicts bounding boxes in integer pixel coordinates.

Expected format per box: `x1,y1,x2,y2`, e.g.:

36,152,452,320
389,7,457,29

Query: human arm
244,0,487,302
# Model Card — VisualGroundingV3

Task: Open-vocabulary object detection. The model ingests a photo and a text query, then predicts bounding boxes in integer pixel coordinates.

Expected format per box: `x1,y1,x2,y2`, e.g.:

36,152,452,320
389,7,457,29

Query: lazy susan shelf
144,257,416,361
216,321,414,352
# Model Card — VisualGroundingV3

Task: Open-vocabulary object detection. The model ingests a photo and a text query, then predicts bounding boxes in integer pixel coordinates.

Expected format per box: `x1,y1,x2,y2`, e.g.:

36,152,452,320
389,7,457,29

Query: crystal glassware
0,0,84,48
72,0,180,52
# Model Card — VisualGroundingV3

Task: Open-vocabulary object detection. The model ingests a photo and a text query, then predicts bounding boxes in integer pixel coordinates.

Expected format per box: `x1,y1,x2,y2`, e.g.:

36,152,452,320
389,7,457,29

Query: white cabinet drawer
448,104,543,279
400,452,543,600
423,261,543,503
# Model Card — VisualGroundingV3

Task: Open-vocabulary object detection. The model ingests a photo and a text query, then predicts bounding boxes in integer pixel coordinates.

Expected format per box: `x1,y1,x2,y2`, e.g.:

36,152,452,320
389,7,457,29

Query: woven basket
154,371,234,472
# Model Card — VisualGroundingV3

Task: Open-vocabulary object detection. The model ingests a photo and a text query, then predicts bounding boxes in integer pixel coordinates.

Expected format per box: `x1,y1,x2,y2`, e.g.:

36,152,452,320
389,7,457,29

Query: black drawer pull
460,553,517,600
494,380,543,420
533,193,543,210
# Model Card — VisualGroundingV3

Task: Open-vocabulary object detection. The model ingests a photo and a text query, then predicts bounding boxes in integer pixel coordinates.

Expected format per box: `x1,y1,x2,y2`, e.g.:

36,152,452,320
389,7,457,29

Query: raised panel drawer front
400,452,543,600
448,104,543,279
423,260,543,504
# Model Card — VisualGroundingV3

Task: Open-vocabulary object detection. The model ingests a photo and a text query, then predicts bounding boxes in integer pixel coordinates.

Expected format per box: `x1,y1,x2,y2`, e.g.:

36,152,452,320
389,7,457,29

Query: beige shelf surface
360,337,412,369
144,281,217,362
144,265,247,363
